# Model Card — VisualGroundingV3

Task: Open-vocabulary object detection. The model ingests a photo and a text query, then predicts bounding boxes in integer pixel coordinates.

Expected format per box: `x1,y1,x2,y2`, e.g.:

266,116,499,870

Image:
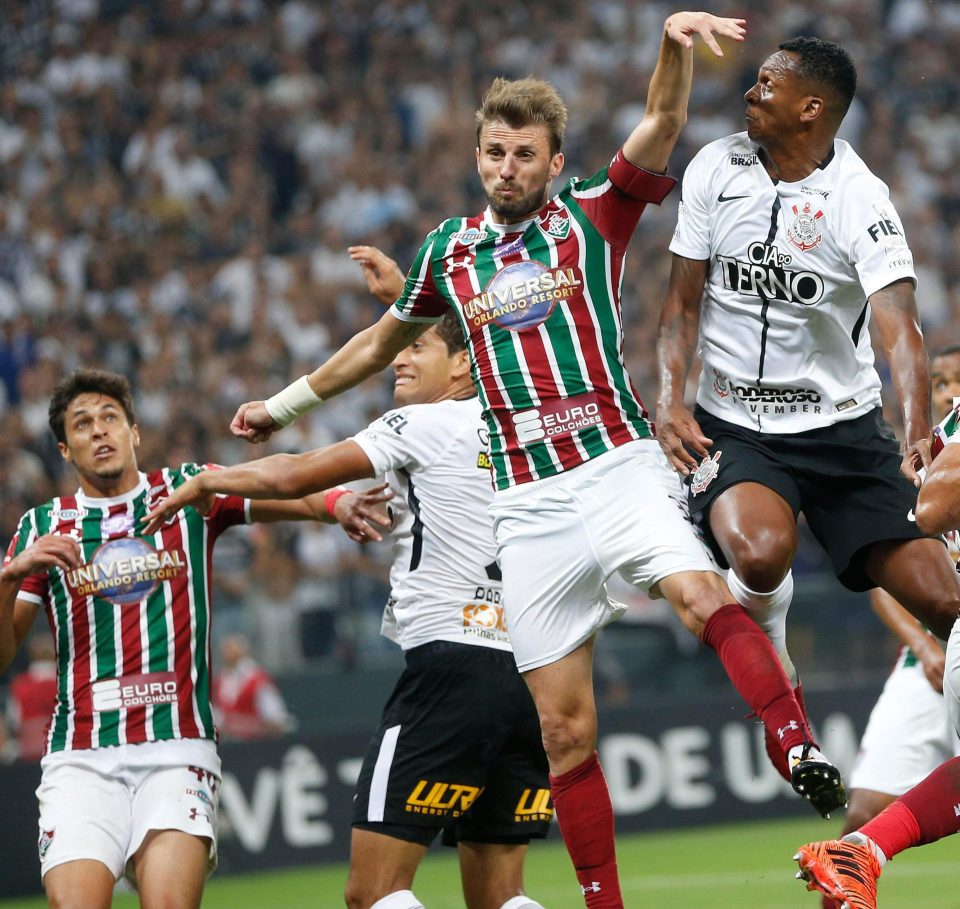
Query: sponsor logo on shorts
38,828,55,861
189,806,211,823
835,398,858,412
690,451,722,496
405,780,483,817
512,392,603,447
514,787,553,822
186,787,214,807
92,672,178,711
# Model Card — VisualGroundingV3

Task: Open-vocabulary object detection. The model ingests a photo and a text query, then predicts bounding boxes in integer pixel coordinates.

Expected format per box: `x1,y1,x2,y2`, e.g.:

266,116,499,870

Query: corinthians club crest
787,201,824,251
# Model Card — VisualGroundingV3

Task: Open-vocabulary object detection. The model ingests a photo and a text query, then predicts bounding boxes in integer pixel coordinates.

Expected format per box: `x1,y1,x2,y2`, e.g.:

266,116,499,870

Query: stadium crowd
1,0,959,674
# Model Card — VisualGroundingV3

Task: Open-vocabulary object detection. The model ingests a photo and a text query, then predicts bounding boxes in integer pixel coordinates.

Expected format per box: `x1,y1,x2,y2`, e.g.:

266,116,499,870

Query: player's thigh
346,827,428,906
36,760,131,884
353,646,519,831
489,483,614,673
43,860,115,909
127,763,220,887
134,828,210,909
851,663,956,795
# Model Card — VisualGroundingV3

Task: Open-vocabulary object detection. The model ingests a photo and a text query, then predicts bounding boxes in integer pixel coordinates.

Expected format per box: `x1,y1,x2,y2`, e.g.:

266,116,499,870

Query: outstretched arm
870,278,931,486
622,11,745,172
656,253,713,474
231,309,429,444
143,440,379,534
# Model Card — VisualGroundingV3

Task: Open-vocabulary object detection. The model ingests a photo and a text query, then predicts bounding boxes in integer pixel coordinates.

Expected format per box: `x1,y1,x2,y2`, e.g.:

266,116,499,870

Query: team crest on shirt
787,202,825,251
38,828,55,860
690,451,722,495
538,203,570,240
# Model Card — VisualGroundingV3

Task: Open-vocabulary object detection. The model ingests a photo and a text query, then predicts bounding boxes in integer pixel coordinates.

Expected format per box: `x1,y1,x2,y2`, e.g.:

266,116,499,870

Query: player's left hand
664,12,746,56
333,484,394,543
348,246,406,306
230,400,280,444
142,477,213,535
902,435,933,487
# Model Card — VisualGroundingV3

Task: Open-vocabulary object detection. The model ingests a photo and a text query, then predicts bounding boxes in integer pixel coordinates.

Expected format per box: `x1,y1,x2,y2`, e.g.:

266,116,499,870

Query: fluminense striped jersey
391,150,676,490
3,466,250,755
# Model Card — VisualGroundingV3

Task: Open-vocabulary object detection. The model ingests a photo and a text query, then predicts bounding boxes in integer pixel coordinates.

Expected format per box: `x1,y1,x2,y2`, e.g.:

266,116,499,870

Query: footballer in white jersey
144,308,552,909
351,396,509,652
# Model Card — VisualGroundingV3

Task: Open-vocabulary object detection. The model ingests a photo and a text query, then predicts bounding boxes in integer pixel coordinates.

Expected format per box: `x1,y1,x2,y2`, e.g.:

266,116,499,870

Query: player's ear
131,424,141,448
452,349,470,379
549,151,564,179
58,441,72,465
799,95,824,124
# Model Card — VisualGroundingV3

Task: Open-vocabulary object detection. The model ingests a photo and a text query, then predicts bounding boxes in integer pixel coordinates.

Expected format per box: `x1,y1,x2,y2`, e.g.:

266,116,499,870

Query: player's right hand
348,245,406,306
656,402,713,476
2,533,82,582
333,483,394,543
230,400,280,444
142,477,212,536
917,639,946,693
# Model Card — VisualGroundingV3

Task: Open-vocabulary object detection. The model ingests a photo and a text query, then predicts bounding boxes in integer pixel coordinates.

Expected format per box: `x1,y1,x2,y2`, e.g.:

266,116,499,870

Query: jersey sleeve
351,404,450,476
570,150,677,250
2,511,47,605
668,145,713,260
391,232,448,324
178,463,250,534
839,176,917,299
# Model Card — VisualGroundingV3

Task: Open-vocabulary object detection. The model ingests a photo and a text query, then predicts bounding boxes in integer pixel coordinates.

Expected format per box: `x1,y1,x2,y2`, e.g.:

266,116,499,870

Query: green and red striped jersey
3,465,249,755
392,150,675,490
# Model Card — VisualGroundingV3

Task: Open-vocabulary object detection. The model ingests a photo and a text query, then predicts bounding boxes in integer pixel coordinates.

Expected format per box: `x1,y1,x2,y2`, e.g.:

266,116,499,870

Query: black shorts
687,406,926,591
352,641,551,847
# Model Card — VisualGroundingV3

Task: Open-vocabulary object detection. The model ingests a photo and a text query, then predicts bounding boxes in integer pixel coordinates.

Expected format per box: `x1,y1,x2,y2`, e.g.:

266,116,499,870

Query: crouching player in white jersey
795,390,960,909
144,308,552,909
813,347,960,909
657,36,960,783
0,369,386,909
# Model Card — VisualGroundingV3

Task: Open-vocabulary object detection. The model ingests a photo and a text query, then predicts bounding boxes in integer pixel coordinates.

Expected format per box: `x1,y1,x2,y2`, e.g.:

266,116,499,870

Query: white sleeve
351,404,448,476
840,176,917,299
669,146,713,260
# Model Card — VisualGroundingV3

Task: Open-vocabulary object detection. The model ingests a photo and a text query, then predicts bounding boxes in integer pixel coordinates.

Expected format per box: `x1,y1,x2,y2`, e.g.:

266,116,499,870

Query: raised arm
230,309,429,444
870,278,931,485
656,253,713,474
622,11,745,172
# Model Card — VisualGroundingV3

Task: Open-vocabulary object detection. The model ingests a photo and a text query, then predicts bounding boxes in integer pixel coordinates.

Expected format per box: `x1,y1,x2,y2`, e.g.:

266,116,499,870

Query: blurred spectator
212,633,293,740
6,633,57,762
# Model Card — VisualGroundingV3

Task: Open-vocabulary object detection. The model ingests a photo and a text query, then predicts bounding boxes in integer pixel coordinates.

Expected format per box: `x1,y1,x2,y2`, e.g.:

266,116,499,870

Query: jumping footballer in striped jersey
228,13,845,908
0,368,385,909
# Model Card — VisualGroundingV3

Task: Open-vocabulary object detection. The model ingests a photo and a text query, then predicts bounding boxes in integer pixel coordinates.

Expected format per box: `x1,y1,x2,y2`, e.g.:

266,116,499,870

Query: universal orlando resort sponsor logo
66,537,187,605
462,260,581,331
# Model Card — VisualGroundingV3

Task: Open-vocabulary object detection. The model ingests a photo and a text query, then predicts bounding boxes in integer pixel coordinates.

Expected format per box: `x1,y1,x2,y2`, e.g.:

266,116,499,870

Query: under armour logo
581,882,602,894
777,720,800,740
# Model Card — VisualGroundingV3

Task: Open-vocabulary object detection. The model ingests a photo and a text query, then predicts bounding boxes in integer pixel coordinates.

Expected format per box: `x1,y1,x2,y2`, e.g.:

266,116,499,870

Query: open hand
664,12,746,56
142,476,212,536
333,483,394,543
656,401,713,475
348,246,406,306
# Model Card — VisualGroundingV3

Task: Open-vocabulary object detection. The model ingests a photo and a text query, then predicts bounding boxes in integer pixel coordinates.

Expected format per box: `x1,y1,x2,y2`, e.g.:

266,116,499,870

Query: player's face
931,352,960,421
744,51,810,145
391,329,463,405
476,120,564,224
59,393,141,496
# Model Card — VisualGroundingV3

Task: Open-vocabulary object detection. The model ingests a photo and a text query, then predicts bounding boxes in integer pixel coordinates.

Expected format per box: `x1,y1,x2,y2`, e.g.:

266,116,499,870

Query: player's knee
537,706,596,766
726,533,793,593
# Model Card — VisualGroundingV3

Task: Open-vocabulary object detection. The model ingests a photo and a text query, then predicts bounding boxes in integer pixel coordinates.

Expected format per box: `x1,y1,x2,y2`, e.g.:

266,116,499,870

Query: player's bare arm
870,278,931,485
348,245,406,306
330,486,394,543
869,587,946,692
656,253,714,474
230,310,428,444
915,442,960,536
144,440,377,535
622,12,746,172
0,534,81,670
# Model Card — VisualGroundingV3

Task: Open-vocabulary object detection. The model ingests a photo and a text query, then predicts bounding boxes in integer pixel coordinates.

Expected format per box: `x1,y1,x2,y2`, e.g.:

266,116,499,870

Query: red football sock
550,752,623,909
861,757,960,857
701,603,810,755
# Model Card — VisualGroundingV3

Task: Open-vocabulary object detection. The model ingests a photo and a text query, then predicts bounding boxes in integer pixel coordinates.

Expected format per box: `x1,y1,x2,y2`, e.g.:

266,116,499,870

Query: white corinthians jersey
671,133,917,433
351,396,508,651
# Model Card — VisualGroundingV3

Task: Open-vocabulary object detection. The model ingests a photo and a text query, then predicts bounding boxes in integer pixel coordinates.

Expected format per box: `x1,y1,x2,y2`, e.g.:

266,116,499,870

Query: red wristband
323,487,349,516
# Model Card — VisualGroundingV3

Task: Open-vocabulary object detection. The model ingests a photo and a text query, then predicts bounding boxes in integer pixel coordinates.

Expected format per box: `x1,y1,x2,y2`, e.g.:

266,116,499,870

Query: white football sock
370,891,425,909
728,568,798,686
499,897,547,909
842,831,888,867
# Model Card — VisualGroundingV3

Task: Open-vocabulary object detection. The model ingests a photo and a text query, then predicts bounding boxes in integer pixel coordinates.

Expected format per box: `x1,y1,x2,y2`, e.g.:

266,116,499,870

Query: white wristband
264,376,323,427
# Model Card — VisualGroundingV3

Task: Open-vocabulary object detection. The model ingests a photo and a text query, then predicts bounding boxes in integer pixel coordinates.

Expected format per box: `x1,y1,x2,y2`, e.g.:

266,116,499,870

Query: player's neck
758,139,834,184
76,466,143,500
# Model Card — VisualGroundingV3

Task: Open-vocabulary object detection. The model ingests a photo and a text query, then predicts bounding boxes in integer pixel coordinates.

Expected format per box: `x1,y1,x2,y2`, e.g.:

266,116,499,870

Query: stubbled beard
488,186,544,219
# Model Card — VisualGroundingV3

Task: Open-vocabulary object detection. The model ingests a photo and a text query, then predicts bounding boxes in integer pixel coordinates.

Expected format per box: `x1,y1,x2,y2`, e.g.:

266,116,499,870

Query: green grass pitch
2,816,954,908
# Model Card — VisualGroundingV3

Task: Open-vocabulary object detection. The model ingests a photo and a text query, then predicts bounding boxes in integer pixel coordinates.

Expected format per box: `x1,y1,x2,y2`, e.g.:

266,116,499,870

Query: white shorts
37,738,220,883
490,440,719,671
850,655,959,795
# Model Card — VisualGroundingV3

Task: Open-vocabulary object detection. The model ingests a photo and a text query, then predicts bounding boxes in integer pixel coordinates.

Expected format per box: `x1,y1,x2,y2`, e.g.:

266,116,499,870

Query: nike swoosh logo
907,509,916,522
717,192,750,203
